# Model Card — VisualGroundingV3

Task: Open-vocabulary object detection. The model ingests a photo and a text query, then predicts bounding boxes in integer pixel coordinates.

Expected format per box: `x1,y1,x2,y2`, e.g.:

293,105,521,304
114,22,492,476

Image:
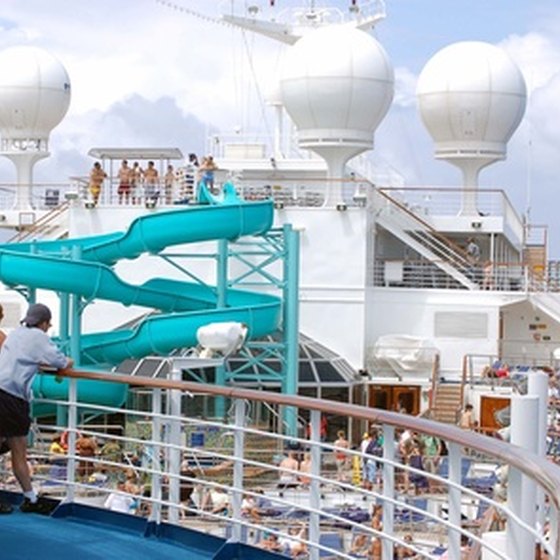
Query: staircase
430,382,463,424
373,189,478,289
8,202,69,243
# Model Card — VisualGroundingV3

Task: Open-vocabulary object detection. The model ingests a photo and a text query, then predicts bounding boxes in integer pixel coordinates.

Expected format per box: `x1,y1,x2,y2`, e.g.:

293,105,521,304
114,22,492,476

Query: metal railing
2,366,558,560
372,258,560,292
377,187,523,234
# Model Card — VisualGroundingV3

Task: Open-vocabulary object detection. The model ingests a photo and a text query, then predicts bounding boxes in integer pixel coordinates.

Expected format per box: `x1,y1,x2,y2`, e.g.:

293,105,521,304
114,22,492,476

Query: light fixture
471,221,482,229
274,201,284,210
84,201,96,209
336,203,347,212
145,200,157,209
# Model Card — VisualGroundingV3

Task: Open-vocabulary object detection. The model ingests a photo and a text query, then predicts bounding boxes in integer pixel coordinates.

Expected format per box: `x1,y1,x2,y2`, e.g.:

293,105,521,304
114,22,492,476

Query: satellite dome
0,46,71,146
417,41,526,160
279,26,394,150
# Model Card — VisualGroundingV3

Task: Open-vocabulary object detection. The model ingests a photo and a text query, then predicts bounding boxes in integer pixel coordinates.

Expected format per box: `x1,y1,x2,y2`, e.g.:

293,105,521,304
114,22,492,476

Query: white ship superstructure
0,3,559,560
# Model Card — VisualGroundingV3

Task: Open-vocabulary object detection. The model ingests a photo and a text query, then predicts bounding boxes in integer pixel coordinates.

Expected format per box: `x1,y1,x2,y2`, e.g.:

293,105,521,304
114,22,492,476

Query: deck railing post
150,388,163,524
507,395,539,560
167,364,183,524
528,371,548,530
308,409,321,560
382,424,395,560
231,398,246,542
65,376,78,503
448,442,462,559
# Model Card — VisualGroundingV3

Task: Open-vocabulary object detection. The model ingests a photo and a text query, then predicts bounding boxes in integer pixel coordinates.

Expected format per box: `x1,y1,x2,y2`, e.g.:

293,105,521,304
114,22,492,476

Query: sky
0,0,560,253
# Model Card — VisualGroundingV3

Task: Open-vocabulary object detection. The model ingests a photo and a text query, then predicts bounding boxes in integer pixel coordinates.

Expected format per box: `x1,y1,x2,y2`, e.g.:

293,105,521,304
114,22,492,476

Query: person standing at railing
466,237,481,284
143,161,159,204
198,155,218,193
88,161,107,206
130,161,144,205
0,303,73,514
164,164,176,204
117,159,132,205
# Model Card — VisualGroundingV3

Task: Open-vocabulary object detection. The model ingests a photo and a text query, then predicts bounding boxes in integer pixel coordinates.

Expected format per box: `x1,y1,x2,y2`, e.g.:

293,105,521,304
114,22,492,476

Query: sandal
0,501,13,514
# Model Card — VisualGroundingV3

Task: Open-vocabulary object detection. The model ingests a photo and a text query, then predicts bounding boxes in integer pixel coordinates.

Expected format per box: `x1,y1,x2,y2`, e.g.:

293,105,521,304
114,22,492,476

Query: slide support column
282,224,300,436
215,239,229,419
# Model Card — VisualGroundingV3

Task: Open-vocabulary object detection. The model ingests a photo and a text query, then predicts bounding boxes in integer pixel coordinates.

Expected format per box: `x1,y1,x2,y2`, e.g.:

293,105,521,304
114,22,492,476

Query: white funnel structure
0,46,71,210
279,26,394,207
417,41,526,215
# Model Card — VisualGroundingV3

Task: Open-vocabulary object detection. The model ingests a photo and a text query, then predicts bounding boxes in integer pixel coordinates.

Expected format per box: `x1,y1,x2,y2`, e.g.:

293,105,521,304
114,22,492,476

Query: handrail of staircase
7,201,70,243
429,352,439,410
376,188,473,268
460,354,467,411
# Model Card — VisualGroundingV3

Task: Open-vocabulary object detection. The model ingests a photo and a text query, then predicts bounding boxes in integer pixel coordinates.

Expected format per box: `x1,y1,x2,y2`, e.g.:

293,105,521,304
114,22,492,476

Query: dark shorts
0,389,31,438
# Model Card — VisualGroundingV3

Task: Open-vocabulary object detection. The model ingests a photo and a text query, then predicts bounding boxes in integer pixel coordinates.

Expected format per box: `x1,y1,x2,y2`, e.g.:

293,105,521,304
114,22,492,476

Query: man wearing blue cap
0,303,73,514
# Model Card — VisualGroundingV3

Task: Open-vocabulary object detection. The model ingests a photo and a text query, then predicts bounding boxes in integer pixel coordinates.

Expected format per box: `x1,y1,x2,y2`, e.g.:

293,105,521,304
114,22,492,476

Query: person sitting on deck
278,451,300,492
395,533,416,559
349,531,370,558
279,523,308,558
104,480,135,514
257,532,284,553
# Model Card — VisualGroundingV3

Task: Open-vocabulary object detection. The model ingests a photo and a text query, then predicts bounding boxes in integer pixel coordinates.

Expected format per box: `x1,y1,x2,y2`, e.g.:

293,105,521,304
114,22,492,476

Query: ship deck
0,493,275,560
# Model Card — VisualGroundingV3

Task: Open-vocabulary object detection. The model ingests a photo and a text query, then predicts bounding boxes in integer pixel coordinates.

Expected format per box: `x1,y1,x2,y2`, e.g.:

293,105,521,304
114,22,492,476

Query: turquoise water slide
0,194,281,414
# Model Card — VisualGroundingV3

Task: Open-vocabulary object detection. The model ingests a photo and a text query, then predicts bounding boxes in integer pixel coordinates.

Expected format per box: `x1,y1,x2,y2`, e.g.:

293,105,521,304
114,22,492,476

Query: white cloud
393,66,417,108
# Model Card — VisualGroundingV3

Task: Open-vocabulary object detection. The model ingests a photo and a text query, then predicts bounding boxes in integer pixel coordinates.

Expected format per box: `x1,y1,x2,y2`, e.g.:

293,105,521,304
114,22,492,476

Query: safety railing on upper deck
377,187,524,236
373,258,560,293
3,365,558,560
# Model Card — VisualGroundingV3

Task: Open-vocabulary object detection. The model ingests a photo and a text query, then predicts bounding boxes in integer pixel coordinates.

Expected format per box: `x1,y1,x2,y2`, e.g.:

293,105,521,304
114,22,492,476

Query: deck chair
319,532,344,559
224,522,249,543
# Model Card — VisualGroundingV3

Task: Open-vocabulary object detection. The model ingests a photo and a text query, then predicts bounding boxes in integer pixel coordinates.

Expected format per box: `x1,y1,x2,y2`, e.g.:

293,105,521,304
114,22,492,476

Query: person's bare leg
8,436,32,492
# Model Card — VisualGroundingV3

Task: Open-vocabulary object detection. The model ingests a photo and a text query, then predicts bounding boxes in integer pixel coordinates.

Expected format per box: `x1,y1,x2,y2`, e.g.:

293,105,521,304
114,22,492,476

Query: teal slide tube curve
0,194,280,416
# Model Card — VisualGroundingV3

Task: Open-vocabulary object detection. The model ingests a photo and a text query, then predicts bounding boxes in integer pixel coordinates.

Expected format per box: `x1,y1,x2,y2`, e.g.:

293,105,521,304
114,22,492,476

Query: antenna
155,0,228,28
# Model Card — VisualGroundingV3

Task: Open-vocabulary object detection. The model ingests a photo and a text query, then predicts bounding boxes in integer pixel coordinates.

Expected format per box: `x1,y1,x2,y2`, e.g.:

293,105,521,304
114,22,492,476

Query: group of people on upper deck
87,153,218,207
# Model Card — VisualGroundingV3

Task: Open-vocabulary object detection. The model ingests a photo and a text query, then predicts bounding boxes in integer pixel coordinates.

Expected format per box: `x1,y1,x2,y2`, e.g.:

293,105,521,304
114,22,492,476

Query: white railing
2,366,558,560
372,258,560,293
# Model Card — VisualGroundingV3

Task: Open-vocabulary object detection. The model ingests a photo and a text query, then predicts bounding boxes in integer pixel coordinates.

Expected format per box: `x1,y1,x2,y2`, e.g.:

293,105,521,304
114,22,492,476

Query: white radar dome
0,46,71,145
279,26,394,150
417,41,526,161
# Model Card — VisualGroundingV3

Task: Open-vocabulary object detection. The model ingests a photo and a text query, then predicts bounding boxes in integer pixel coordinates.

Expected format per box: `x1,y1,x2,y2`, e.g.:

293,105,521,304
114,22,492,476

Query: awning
87,148,184,161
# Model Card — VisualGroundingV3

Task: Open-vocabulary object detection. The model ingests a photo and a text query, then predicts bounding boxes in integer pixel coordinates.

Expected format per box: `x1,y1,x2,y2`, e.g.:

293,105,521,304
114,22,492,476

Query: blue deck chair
396,498,428,524
437,457,472,485
319,532,344,559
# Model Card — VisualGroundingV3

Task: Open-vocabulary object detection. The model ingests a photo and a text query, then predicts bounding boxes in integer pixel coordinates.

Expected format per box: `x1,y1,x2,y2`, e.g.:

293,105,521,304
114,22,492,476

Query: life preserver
60,429,81,451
